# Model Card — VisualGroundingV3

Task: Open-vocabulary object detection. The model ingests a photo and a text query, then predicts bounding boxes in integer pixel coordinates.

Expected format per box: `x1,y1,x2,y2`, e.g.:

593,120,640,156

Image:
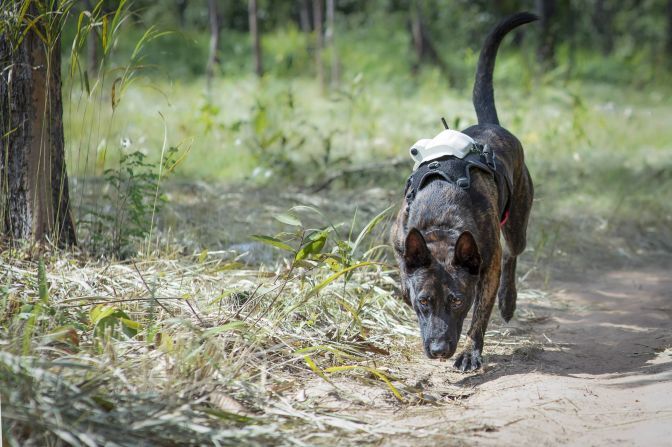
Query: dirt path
378,261,672,446
155,183,671,445
297,259,672,446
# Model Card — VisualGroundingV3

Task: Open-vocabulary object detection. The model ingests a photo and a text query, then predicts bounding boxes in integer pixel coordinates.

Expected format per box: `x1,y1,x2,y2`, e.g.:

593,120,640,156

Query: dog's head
399,228,481,359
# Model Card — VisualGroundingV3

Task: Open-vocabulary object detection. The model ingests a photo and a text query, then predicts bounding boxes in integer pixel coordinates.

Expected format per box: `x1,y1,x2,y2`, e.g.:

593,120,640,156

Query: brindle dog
391,12,537,372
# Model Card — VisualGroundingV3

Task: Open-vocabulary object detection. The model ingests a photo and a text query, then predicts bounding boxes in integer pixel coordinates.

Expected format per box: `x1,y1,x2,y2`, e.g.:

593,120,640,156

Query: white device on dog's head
409,129,476,171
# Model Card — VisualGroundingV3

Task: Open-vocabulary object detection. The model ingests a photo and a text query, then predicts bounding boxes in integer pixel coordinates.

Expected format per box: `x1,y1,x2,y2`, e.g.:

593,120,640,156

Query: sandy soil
154,183,671,445
293,257,672,446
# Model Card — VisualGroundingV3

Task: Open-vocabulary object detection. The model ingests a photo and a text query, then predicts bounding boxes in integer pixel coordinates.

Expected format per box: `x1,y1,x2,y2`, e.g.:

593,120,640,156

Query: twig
59,297,186,308
310,157,408,192
184,299,205,325
132,260,174,317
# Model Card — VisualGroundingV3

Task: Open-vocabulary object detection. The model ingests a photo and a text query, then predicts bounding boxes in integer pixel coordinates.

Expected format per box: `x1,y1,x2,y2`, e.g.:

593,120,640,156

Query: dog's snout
428,340,453,358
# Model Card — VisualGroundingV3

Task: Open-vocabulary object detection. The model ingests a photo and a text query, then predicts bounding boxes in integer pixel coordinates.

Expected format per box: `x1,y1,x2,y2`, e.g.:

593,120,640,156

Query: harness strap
404,146,511,225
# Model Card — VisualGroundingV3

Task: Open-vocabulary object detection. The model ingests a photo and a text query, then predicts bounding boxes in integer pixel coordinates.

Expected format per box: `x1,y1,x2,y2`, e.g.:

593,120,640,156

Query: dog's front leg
454,251,502,372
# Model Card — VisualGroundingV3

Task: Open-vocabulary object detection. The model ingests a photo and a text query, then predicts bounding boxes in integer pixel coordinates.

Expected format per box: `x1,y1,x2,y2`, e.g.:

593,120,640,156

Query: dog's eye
417,296,429,306
450,297,464,308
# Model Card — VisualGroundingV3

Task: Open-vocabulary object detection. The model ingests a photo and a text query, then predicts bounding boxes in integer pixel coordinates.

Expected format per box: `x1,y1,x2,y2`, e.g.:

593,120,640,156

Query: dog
390,12,537,372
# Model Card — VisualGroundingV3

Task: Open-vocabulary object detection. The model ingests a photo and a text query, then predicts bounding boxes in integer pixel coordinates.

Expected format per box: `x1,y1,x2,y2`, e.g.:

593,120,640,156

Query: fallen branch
311,157,408,192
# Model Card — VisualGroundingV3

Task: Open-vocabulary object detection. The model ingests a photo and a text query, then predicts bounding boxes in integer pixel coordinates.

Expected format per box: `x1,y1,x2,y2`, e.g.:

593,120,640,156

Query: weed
78,146,180,258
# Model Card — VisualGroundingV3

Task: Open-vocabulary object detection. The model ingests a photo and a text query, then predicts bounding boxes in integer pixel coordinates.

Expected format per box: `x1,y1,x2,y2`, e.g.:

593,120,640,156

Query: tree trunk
592,0,614,56
176,0,188,28
0,3,76,246
298,0,312,33
410,0,423,75
536,0,556,70
326,0,339,88
666,0,672,62
248,0,263,77
84,0,99,76
407,0,451,82
313,0,324,90
206,0,221,91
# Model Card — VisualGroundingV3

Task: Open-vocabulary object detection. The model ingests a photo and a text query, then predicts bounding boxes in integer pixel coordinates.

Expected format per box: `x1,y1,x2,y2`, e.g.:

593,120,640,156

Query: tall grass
0,204,434,444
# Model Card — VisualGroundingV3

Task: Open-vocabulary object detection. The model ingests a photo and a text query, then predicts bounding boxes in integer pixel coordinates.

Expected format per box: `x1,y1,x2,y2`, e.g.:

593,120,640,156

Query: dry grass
0,233,553,446
0,236,416,445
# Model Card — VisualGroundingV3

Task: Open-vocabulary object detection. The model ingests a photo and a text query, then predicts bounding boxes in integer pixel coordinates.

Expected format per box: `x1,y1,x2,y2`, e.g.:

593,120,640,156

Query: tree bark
592,0,614,56
326,0,339,88
0,3,76,246
298,0,312,33
565,0,576,83
248,0,263,77
407,0,450,81
536,0,556,70
206,0,221,91
176,0,188,28
410,0,423,75
85,0,99,76
313,0,324,90
666,0,672,62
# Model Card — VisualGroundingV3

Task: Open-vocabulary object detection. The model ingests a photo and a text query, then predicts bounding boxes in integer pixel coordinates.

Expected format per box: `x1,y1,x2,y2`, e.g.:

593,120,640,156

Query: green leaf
90,305,117,326
38,258,48,304
274,213,302,227
295,231,328,260
304,356,328,381
294,345,362,361
202,321,248,338
351,205,393,256
253,107,268,135
323,365,404,401
250,235,294,252
120,317,140,338
307,262,376,296
101,15,108,52
90,305,139,339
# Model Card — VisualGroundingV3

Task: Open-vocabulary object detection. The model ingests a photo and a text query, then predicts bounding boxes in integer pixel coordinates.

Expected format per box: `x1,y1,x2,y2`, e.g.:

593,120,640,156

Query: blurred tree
84,0,99,75
592,0,614,55
536,0,557,70
410,0,423,75
0,1,76,246
206,0,221,90
249,0,263,76
326,0,339,87
299,0,312,32
408,0,449,79
667,0,672,62
176,0,188,27
313,0,325,90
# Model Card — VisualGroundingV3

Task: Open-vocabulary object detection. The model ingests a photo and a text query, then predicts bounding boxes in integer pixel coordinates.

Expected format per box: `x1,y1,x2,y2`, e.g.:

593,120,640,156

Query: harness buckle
456,177,470,189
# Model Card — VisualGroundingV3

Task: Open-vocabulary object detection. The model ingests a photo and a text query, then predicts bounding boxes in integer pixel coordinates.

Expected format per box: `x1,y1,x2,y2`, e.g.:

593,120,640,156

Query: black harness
403,143,512,224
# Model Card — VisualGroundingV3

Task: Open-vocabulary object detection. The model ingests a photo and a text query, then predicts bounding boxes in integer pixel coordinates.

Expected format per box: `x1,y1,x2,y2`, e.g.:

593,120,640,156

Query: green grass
64,71,672,217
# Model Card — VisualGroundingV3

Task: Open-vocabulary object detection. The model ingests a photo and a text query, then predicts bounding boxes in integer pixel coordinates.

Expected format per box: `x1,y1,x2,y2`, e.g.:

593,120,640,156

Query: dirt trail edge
325,260,672,446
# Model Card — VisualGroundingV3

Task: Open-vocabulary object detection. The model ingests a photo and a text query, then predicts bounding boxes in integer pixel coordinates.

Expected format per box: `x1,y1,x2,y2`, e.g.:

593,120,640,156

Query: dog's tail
473,12,538,126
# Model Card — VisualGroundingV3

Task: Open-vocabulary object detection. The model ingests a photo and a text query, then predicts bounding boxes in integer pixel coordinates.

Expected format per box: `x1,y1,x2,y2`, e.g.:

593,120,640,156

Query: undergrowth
0,207,425,445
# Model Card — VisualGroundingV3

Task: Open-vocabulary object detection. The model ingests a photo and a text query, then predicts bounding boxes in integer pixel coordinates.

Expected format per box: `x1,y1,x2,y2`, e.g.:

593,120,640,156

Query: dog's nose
429,340,451,358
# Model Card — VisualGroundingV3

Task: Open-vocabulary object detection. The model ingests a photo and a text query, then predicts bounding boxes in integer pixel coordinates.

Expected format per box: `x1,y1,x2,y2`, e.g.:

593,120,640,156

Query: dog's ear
453,231,481,275
404,228,431,271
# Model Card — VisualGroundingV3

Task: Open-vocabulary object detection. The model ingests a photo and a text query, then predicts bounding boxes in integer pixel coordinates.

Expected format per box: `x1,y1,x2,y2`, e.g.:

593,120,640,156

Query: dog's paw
498,286,517,323
498,298,516,323
453,349,483,372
